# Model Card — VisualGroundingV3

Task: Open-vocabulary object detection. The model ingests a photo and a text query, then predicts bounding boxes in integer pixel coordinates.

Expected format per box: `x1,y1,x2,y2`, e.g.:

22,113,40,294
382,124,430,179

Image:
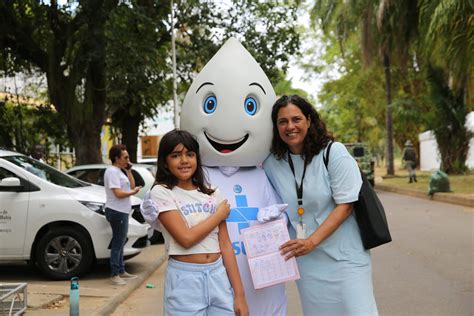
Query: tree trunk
69,124,104,164
120,112,141,163
383,52,395,175
434,75,470,174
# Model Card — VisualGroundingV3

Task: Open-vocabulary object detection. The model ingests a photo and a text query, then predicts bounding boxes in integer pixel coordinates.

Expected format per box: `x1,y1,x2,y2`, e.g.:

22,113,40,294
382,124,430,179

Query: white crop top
150,184,224,255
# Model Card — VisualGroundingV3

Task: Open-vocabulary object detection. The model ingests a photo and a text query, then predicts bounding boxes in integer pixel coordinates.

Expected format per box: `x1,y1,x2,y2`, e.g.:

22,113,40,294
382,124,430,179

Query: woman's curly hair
270,95,334,163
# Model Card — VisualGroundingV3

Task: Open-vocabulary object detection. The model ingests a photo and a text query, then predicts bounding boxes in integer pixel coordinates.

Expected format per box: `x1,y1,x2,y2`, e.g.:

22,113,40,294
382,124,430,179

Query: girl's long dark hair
271,95,334,163
155,129,214,195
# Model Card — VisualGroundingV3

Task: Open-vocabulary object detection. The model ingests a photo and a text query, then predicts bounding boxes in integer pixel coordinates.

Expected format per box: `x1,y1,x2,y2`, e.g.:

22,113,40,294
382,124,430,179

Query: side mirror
0,177,23,191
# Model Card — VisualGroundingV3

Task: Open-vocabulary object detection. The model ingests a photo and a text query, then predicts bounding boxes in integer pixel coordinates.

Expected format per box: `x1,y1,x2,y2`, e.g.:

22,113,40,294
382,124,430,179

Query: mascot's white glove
257,203,289,224
140,191,160,231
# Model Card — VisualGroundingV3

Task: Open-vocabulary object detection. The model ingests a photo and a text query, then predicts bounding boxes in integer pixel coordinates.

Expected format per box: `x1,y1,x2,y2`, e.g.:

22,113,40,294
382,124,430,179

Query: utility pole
171,0,179,128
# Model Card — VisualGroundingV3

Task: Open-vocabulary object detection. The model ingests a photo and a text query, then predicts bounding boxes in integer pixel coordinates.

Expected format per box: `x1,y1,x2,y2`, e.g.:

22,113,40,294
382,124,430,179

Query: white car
137,158,157,175
65,163,163,244
0,149,149,280
65,163,155,200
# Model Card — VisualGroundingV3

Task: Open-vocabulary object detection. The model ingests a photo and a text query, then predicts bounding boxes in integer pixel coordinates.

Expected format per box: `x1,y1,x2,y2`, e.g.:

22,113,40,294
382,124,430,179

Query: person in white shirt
104,144,141,285
150,129,248,316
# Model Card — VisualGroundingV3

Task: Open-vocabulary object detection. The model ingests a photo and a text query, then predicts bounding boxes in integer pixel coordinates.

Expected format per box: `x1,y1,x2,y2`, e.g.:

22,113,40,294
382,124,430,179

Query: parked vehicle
137,158,157,175
0,149,149,280
344,143,376,187
65,164,155,199
66,163,163,244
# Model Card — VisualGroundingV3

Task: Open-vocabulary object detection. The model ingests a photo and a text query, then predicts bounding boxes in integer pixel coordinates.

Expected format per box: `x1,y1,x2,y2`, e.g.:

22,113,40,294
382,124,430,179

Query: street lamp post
171,0,179,128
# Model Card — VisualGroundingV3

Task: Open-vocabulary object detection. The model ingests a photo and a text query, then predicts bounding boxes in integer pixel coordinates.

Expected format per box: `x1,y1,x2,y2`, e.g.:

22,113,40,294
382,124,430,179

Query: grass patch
375,164,474,195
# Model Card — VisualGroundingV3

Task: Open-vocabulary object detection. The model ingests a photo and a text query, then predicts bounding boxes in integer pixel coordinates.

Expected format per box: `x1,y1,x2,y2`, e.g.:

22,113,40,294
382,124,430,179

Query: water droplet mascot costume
180,38,287,315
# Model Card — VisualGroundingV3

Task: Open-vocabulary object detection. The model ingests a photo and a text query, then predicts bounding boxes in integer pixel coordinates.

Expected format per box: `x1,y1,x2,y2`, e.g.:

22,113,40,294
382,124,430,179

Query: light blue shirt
264,142,378,316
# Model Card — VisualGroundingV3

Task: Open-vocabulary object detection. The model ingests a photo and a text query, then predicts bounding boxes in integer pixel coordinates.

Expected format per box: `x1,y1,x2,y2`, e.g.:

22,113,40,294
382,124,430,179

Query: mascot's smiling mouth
204,132,249,153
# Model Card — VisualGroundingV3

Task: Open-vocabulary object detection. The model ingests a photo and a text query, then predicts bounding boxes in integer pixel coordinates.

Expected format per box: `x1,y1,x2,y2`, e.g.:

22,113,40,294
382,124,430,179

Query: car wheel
36,227,94,280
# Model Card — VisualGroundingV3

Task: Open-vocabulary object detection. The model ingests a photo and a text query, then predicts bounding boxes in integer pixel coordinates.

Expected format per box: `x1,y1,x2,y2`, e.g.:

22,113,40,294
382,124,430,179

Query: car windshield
2,155,88,188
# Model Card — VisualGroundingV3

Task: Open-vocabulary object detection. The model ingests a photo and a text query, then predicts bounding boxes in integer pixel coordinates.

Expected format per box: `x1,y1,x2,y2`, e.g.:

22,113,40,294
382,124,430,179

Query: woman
150,130,248,316
263,95,378,315
104,144,141,285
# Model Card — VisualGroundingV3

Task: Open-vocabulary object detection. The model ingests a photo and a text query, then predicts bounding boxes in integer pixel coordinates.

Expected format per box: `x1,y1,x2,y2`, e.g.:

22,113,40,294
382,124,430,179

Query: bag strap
323,141,335,197
323,141,334,170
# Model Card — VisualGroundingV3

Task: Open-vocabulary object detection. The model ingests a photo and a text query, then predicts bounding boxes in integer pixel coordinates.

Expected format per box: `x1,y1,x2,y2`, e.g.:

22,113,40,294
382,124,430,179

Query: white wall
419,111,474,171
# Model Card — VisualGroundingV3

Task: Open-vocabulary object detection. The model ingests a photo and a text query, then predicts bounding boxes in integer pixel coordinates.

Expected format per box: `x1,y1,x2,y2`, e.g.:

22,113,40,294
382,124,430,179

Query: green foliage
306,0,473,174
173,1,300,85
0,0,116,164
425,65,471,174
0,100,70,156
317,45,386,154
1,0,301,164
273,71,310,99
105,1,173,156
419,0,474,92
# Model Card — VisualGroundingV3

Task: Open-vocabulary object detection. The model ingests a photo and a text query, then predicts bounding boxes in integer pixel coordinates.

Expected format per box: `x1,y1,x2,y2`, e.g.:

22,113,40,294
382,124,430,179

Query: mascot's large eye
244,97,257,116
203,95,217,114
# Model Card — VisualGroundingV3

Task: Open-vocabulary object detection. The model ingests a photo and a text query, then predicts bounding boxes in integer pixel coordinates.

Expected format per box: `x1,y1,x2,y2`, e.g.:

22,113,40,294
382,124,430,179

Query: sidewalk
375,180,474,208
20,244,167,315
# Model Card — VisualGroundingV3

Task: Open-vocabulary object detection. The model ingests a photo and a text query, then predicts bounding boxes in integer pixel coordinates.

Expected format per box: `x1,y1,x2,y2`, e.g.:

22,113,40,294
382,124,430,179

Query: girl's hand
216,199,231,221
233,295,249,316
280,238,316,260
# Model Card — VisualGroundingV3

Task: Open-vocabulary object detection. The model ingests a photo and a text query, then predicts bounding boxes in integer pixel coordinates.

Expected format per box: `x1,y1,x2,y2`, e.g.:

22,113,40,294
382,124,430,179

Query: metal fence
0,283,27,316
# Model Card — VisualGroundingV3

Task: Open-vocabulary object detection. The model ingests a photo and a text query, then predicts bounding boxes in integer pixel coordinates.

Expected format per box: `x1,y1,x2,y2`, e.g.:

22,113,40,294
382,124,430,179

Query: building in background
419,112,474,171
137,110,174,161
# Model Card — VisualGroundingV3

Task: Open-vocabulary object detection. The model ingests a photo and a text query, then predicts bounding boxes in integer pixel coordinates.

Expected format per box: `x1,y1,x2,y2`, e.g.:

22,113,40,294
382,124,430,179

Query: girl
150,129,248,316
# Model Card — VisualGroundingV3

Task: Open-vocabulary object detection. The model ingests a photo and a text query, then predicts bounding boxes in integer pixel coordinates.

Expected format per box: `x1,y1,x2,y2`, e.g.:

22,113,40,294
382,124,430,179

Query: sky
285,4,342,106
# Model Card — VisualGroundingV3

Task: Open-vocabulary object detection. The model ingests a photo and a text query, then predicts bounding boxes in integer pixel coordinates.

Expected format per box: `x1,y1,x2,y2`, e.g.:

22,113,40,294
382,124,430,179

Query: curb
96,253,168,316
375,184,474,208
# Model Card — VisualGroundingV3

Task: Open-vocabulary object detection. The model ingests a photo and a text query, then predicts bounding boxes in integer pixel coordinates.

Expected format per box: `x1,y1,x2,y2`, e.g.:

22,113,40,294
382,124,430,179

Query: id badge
296,223,306,239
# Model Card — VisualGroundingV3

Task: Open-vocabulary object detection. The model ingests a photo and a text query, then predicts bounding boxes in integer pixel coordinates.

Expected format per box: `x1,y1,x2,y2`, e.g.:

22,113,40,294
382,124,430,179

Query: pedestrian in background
30,144,45,163
402,140,417,183
264,95,378,315
104,144,141,285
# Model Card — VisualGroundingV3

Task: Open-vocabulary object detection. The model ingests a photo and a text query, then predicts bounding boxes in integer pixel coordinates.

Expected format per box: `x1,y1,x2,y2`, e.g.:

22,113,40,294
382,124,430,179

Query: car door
0,164,31,257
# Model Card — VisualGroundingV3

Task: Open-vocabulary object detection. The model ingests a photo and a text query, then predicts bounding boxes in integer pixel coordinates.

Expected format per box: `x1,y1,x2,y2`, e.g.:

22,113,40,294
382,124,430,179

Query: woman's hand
233,295,249,316
280,238,316,260
131,186,142,195
216,199,231,221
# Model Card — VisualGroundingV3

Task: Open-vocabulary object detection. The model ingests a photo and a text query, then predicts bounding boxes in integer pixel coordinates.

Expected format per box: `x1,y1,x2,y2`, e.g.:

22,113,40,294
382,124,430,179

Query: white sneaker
120,271,137,280
111,275,127,285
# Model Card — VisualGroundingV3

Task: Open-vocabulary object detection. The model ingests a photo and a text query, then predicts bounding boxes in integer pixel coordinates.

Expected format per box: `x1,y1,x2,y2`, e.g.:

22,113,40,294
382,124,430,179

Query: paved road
372,191,473,315
1,191,472,315
113,191,473,315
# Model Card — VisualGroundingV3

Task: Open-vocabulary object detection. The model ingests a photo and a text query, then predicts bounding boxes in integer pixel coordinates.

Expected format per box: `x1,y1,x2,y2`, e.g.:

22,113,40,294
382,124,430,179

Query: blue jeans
105,208,129,276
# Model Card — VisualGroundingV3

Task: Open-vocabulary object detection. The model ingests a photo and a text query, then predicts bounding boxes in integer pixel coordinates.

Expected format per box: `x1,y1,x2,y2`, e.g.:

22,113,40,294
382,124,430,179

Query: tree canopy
307,0,473,174
1,0,300,164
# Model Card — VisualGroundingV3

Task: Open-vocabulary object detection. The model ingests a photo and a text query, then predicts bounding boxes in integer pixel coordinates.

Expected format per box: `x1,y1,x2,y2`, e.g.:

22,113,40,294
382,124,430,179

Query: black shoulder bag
324,142,392,249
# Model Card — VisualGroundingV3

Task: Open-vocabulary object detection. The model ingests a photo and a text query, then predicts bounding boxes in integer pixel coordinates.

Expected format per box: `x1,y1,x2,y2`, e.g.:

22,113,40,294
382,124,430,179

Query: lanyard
287,152,308,210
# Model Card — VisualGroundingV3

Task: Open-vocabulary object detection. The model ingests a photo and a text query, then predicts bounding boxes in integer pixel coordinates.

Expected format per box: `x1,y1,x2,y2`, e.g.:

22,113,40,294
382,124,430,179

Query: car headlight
79,201,105,215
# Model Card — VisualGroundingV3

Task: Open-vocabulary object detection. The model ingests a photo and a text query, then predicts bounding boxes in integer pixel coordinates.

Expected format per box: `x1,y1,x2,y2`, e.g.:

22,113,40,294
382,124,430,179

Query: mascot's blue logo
226,184,258,256
233,184,242,194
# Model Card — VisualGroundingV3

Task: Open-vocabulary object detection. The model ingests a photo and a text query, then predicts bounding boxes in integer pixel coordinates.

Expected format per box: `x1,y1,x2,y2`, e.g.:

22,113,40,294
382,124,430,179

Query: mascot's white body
180,38,287,316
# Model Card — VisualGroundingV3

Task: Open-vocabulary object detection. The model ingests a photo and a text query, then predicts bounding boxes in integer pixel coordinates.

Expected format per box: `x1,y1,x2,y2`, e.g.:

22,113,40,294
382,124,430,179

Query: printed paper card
241,219,300,289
